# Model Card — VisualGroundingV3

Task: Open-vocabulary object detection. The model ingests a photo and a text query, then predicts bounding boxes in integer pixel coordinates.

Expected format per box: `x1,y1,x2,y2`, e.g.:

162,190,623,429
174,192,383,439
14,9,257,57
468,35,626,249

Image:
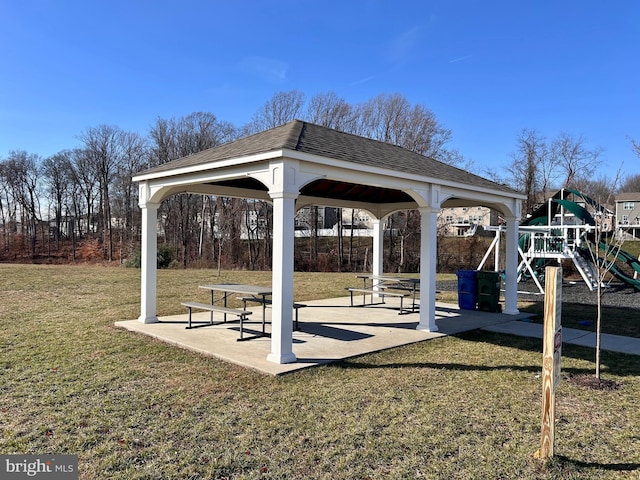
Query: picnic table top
357,275,420,284
199,284,273,295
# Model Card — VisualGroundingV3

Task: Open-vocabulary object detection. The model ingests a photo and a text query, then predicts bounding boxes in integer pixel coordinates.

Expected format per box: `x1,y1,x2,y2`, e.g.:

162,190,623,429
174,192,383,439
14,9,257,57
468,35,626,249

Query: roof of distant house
616,192,640,202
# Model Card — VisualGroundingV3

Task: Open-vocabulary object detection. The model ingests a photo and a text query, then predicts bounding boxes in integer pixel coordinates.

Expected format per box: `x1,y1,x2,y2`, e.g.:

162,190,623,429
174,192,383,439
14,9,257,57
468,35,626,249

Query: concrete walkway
116,296,640,376
483,320,640,356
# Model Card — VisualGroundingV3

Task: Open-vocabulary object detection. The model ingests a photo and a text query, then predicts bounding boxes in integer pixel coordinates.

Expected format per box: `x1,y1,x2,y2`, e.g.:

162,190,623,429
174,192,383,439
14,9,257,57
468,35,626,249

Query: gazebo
133,120,524,364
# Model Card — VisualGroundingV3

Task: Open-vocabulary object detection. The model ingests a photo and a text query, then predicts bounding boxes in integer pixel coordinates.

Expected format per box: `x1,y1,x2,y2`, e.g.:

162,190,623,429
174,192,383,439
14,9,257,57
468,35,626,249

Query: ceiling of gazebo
212,177,414,205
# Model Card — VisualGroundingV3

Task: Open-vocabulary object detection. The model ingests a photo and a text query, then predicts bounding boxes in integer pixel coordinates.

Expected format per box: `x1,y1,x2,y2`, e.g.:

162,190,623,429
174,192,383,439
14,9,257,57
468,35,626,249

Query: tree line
1,90,639,270
493,129,640,215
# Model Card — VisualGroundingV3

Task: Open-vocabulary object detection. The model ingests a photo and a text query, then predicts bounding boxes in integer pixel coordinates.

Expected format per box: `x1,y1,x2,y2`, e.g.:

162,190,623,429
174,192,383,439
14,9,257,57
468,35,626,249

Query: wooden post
538,266,562,459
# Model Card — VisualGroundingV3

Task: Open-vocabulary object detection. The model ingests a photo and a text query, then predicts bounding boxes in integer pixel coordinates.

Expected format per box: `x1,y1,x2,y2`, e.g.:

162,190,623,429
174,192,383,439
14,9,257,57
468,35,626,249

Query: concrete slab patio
115,296,533,376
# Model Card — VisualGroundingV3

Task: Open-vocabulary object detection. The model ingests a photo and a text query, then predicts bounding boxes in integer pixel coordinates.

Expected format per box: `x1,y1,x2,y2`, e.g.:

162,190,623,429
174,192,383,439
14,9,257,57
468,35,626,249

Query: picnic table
198,284,272,341
346,275,420,314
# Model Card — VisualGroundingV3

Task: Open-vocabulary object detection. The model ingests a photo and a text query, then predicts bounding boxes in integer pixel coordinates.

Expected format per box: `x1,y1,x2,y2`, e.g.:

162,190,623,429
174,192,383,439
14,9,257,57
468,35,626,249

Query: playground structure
478,188,640,294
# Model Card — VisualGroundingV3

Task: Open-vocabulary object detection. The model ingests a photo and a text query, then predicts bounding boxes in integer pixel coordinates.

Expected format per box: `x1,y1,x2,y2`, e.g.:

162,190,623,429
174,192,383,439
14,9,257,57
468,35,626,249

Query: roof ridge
294,121,307,151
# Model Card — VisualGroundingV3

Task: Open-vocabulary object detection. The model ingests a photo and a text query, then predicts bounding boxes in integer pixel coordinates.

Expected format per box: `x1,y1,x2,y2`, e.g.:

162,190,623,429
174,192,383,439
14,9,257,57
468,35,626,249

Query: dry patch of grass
1,264,639,479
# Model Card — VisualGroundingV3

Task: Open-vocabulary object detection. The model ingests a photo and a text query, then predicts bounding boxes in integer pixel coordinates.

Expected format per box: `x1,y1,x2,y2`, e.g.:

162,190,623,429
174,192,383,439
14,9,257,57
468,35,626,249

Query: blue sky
1,0,639,178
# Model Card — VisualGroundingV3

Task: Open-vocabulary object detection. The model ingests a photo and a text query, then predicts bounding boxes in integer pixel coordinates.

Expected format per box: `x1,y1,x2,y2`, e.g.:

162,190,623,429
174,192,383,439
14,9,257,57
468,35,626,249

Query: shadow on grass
337,358,544,374
552,455,640,473
335,329,640,378
454,329,640,378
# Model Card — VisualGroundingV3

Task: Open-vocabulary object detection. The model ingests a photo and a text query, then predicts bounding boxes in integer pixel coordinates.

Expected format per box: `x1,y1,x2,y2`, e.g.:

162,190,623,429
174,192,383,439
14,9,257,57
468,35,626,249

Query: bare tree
505,130,604,217
626,138,640,192
67,148,99,239
631,137,640,158
551,133,602,188
574,174,618,206
3,151,42,257
0,158,18,251
240,91,469,271
149,117,178,166
242,199,271,270
306,91,355,130
244,90,305,134
303,92,355,268
351,93,457,162
148,112,239,267
41,151,73,250
214,196,244,267
586,213,625,380
78,125,126,261
507,129,547,215
619,173,640,193
175,112,237,156
113,132,148,254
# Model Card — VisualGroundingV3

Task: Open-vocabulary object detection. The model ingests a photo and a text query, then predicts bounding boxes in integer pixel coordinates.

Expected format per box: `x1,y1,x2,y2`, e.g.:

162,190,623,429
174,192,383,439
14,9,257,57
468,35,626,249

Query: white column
494,229,501,272
139,200,159,324
372,218,384,296
503,215,520,315
417,207,438,332
372,218,383,277
267,190,297,364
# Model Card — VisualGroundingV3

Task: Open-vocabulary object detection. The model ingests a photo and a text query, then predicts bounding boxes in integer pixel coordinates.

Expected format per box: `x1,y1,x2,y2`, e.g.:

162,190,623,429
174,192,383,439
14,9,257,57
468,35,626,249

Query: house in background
294,207,375,237
616,192,640,239
295,206,339,232
438,205,497,236
294,205,500,238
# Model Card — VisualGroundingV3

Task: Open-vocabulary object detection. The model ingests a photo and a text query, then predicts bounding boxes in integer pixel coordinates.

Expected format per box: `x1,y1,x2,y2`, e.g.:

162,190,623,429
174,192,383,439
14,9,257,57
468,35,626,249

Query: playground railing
532,236,565,254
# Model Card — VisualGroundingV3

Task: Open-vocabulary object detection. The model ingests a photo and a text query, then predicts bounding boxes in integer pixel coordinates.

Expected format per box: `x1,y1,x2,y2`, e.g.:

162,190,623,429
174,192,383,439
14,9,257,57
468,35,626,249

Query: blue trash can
456,270,478,310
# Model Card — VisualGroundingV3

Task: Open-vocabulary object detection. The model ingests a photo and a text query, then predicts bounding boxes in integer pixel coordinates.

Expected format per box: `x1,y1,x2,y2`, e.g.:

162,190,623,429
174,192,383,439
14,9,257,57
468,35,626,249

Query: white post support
267,189,298,364
417,206,438,332
372,218,384,295
138,197,159,324
503,215,520,315
372,218,383,277
494,228,501,272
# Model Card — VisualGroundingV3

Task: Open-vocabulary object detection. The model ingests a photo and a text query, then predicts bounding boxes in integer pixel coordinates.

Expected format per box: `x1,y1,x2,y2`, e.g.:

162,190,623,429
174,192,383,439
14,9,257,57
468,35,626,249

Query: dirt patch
566,374,621,391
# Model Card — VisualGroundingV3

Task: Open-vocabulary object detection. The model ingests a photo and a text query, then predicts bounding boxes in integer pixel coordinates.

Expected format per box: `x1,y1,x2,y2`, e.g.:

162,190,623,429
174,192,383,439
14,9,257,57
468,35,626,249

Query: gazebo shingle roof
136,120,516,194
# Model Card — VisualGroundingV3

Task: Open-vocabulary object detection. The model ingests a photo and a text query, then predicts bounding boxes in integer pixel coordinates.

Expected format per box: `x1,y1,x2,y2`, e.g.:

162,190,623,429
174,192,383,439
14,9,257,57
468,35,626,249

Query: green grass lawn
622,240,640,259
1,264,639,479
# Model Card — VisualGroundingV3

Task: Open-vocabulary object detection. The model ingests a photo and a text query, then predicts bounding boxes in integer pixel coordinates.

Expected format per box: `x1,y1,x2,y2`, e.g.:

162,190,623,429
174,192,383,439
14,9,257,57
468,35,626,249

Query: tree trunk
596,280,602,379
